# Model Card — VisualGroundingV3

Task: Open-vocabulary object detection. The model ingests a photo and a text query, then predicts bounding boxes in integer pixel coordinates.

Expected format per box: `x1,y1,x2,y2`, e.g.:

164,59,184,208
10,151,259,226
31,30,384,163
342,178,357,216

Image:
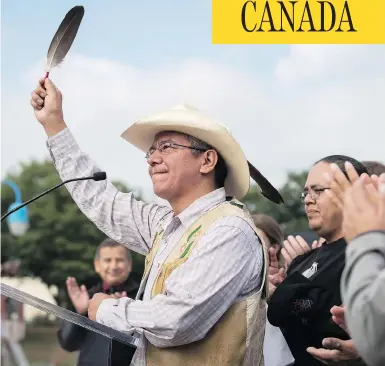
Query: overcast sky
2,0,385,202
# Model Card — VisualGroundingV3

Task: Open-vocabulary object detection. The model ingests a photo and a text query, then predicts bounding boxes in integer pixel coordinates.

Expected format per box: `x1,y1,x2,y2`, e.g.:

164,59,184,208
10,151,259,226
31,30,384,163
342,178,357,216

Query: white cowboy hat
121,104,283,203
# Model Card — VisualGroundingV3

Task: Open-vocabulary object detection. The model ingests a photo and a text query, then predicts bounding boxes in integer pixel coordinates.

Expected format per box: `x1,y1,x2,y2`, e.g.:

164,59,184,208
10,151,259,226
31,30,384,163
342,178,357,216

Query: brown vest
143,198,269,366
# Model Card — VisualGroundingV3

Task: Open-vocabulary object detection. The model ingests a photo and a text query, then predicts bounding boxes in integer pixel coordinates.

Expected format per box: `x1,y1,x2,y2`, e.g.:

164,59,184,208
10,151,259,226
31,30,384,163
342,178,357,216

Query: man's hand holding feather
30,78,67,137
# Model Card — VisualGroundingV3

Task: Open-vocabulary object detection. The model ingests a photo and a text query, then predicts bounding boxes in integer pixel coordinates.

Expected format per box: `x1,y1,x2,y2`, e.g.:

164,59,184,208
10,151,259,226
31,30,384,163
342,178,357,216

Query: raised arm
30,78,171,255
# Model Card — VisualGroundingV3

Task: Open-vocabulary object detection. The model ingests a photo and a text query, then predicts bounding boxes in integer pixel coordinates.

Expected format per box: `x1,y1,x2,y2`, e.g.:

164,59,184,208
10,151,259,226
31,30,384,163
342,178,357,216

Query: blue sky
2,1,384,201
2,0,287,84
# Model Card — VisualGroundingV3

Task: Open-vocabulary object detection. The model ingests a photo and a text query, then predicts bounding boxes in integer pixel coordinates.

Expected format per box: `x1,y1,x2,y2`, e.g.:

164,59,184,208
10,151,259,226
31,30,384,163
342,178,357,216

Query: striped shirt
46,127,264,366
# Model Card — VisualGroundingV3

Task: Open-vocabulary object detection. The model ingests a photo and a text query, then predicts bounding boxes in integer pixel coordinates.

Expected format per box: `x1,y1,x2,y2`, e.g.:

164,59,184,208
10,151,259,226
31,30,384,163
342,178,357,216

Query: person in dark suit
57,238,140,366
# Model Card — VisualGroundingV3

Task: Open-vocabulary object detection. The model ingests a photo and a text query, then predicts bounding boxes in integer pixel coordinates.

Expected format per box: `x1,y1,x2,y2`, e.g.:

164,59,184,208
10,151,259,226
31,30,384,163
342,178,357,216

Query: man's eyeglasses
300,188,329,202
145,141,207,159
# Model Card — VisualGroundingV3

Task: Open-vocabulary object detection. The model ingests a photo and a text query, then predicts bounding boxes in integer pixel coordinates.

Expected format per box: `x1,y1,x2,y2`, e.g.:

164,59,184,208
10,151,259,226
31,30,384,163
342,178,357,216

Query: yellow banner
212,0,385,44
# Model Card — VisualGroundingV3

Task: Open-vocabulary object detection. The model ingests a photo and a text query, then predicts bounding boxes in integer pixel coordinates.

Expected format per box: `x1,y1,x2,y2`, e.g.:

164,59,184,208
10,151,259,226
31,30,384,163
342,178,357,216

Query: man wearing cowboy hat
30,78,282,366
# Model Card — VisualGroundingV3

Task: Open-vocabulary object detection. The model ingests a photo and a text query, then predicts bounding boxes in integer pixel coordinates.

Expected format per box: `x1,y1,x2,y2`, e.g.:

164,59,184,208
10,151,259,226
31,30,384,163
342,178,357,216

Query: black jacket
268,239,350,366
57,277,139,366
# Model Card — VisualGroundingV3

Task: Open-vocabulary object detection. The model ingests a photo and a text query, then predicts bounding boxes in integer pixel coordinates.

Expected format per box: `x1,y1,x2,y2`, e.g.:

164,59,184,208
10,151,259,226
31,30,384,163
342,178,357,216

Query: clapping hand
268,248,286,297
281,235,322,268
66,277,89,315
307,306,360,364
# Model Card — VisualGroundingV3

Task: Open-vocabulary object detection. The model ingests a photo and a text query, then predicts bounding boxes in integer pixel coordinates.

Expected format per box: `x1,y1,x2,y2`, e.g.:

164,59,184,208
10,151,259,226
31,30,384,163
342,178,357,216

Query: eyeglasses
300,188,329,202
145,141,207,159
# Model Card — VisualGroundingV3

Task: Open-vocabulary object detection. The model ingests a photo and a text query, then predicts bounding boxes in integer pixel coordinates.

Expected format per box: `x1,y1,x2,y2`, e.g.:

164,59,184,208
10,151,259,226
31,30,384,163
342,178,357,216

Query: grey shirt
341,230,385,366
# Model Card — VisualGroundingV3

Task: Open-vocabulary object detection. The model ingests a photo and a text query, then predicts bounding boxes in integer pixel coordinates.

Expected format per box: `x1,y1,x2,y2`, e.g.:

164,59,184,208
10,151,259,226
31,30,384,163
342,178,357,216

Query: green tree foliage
243,170,310,234
1,159,145,307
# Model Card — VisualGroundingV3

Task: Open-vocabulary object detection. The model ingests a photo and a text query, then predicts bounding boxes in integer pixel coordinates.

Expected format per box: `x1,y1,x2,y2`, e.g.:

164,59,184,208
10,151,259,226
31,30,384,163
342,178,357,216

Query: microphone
92,172,107,181
1,172,107,222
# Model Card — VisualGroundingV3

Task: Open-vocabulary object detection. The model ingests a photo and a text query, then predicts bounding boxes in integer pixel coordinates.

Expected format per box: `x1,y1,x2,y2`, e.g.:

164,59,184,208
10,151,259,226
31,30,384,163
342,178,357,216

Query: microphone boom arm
1,172,106,222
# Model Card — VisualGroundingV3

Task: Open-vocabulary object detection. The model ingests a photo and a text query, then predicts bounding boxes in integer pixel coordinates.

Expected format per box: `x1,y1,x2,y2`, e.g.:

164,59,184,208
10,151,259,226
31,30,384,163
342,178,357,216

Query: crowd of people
29,77,385,366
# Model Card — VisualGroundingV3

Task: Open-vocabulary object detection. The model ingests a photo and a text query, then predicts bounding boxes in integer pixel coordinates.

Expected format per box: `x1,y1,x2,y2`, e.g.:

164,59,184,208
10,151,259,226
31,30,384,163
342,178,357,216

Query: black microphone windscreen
93,172,107,181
